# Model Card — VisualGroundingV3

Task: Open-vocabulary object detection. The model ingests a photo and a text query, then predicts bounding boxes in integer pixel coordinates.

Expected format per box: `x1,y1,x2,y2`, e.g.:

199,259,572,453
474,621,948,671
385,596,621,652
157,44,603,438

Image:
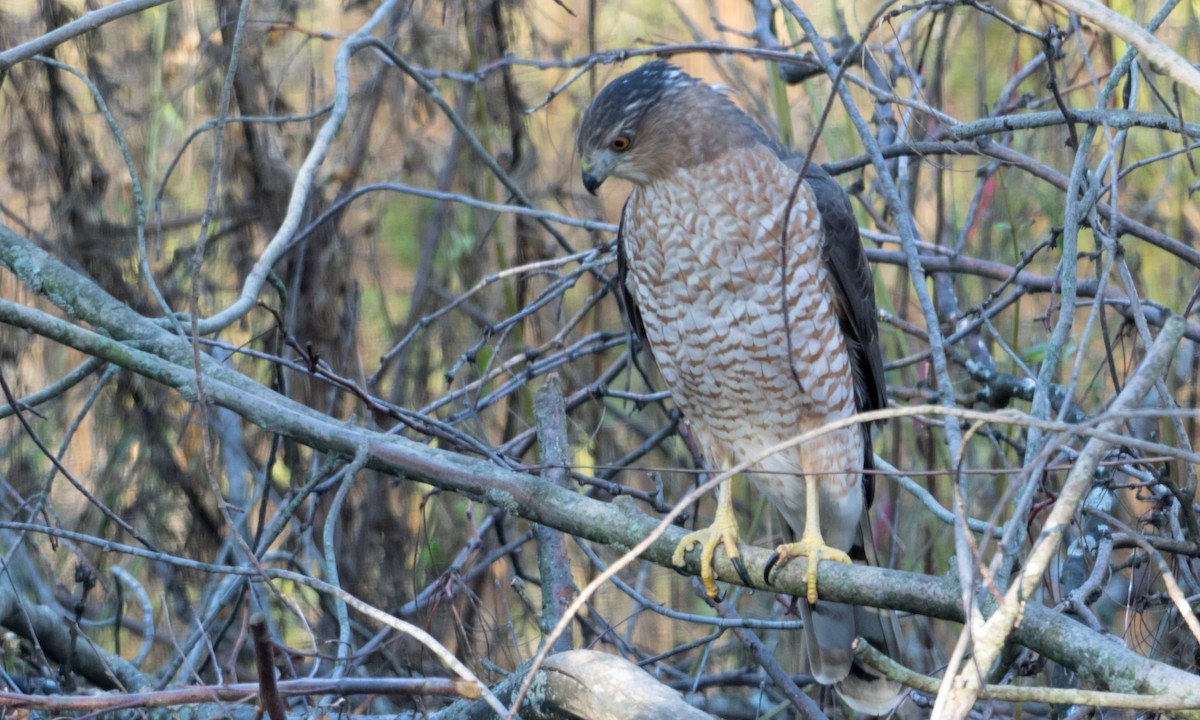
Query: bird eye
610,135,632,152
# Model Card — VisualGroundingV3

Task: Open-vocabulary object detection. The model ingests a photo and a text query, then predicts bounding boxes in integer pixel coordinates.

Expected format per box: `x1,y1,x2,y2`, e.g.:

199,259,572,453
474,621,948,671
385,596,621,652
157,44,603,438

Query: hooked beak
582,171,605,195
580,153,610,195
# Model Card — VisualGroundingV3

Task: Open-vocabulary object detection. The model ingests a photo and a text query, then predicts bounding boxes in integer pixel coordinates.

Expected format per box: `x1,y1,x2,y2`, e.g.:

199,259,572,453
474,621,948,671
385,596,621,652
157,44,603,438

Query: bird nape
577,60,902,717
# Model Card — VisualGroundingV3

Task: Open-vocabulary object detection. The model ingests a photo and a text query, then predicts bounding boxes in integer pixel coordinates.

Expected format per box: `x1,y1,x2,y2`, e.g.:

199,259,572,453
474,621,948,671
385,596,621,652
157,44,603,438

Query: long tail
835,603,904,716
798,513,904,716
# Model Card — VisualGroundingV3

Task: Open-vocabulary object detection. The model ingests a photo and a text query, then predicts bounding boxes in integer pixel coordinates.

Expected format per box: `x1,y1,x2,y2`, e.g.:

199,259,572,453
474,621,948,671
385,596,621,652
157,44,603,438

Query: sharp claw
764,550,782,584
731,555,752,588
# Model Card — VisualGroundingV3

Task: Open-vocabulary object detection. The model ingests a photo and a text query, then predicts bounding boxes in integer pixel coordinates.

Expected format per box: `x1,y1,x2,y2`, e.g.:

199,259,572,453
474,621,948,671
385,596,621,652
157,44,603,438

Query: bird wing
793,160,906,714
615,199,662,394
784,159,886,502
615,199,647,345
794,161,887,416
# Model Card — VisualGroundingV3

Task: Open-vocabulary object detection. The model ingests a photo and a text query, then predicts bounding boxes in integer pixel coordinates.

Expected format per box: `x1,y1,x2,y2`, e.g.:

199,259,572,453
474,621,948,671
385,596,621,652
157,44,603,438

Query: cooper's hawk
577,61,900,715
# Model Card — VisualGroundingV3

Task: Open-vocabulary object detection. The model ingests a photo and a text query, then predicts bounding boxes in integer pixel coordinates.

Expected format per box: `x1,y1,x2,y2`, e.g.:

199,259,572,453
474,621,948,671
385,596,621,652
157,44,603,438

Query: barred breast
621,144,863,546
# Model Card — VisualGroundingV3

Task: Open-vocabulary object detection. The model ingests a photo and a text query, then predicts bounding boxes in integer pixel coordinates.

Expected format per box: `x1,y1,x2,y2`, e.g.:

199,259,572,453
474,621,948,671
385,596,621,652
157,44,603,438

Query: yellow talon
672,521,742,598
763,474,851,604
766,534,851,605
671,480,745,598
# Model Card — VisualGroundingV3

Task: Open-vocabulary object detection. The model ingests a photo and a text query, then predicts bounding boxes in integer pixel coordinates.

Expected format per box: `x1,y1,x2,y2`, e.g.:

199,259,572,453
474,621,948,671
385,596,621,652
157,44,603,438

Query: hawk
577,61,900,715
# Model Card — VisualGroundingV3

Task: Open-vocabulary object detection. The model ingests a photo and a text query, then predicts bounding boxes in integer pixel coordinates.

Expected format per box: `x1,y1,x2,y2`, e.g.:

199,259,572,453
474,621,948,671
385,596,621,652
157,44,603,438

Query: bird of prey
577,61,900,715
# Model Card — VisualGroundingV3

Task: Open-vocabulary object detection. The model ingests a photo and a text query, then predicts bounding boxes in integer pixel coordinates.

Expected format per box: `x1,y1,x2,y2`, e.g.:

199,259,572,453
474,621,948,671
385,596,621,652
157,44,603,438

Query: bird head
576,61,766,194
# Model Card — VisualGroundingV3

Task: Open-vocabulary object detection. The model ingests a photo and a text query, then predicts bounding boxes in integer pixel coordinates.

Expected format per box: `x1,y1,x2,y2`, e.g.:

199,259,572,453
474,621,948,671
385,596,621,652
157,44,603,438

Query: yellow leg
671,478,750,598
765,475,850,604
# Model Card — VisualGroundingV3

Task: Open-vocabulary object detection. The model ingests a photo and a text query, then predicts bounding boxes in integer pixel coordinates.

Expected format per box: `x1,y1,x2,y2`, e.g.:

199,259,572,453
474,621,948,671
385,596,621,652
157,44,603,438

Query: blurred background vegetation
1,0,1200,716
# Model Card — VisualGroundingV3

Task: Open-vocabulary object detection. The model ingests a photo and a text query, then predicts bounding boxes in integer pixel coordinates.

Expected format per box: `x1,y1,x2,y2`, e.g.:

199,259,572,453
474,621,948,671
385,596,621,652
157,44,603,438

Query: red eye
610,135,631,152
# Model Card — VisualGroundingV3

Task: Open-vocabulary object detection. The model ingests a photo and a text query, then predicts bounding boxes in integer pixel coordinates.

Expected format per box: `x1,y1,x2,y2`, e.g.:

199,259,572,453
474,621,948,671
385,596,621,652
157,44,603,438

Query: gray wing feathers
616,200,647,344
796,161,886,416
779,158,886,419
785,157,903,716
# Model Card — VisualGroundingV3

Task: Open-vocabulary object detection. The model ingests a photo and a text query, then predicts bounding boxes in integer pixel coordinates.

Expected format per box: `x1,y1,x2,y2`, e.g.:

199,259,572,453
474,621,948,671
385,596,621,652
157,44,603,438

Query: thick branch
0,0,175,75
2,226,1200,711
937,316,1188,716
532,375,577,654
0,588,147,692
